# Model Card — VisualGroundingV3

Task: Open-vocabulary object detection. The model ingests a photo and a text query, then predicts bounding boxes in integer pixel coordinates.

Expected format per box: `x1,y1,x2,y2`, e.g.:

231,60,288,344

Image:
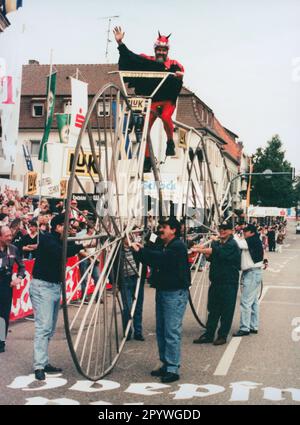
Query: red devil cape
117,44,182,103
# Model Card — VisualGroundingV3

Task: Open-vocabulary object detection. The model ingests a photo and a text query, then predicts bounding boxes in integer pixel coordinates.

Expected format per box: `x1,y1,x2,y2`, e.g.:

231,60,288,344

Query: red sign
75,108,85,128
10,260,35,321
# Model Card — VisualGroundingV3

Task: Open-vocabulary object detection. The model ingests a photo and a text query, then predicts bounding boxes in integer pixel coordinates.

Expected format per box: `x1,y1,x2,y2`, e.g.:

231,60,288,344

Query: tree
294,176,300,215
250,135,295,207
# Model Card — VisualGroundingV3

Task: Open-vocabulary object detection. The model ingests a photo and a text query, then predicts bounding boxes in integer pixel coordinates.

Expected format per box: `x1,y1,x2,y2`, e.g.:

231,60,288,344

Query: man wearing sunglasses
192,222,241,346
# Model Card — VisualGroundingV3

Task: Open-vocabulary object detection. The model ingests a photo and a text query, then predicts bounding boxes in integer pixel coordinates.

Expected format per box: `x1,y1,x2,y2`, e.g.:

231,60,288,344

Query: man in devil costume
113,27,184,169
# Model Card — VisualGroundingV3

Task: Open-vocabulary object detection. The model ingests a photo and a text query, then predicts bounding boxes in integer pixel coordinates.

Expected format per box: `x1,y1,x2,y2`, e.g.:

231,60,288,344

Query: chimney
28,60,40,65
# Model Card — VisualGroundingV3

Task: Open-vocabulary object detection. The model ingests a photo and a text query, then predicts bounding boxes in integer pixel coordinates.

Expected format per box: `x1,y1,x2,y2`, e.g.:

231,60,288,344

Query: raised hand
113,26,125,45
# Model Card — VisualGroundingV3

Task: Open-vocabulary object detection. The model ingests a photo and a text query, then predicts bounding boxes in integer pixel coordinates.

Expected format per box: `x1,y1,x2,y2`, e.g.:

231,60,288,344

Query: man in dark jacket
131,217,190,383
29,214,83,381
192,222,241,345
0,226,26,353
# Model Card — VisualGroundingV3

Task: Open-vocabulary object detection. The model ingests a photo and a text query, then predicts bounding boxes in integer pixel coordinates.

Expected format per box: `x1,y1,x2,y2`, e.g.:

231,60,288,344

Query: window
30,140,40,156
32,103,44,117
64,101,72,114
97,101,111,117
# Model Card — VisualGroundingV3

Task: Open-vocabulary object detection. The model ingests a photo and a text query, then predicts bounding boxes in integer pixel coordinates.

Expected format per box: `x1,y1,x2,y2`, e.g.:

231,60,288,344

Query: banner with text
69,77,88,147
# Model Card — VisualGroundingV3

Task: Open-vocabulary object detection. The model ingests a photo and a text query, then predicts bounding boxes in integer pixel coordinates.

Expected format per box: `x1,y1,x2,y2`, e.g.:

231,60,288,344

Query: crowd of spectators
0,187,93,261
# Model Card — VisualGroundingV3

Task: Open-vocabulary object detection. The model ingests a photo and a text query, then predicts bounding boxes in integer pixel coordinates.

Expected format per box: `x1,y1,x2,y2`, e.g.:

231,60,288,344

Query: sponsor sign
66,149,100,177
127,97,146,113
9,256,97,322
26,172,38,196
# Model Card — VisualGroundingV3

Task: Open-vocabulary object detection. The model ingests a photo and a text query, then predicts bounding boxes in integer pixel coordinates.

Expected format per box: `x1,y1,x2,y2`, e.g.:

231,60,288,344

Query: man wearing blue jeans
233,223,264,336
120,239,144,341
30,214,83,380
131,217,191,383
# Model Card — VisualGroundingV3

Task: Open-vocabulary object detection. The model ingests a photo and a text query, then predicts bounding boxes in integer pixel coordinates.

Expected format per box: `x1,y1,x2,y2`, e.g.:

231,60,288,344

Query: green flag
56,113,70,143
38,72,57,162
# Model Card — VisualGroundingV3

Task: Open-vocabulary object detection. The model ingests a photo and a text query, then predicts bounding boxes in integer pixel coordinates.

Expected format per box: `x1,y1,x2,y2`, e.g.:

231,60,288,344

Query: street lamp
221,168,294,221
262,169,273,179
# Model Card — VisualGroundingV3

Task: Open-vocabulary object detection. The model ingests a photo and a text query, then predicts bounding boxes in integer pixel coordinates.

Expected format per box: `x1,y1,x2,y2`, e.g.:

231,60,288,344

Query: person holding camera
233,223,264,336
0,226,26,353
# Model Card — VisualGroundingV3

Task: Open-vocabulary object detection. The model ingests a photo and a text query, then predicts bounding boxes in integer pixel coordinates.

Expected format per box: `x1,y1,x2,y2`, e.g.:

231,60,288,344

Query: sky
2,0,300,170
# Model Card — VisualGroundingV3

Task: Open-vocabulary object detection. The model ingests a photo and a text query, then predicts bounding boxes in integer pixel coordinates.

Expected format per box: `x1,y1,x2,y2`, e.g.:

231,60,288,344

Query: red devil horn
158,31,161,38
167,33,172,39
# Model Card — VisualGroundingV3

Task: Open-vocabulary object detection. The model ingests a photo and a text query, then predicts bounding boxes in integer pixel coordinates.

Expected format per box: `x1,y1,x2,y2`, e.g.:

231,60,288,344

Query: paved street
1,223,300,405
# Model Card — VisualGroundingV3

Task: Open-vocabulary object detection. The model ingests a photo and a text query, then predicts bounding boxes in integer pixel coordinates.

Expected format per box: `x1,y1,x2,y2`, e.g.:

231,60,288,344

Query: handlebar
108,70,176,79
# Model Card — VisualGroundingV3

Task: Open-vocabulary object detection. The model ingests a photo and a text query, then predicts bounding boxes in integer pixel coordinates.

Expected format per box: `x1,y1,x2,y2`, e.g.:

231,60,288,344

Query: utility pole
99,15,120,63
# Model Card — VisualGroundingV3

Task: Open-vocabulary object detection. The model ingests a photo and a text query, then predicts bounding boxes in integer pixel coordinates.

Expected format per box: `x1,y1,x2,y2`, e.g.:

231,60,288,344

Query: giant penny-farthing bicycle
62,71,232,380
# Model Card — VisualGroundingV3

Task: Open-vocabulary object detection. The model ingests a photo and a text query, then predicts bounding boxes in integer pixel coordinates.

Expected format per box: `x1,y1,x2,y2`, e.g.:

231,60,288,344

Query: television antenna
99,15,120,62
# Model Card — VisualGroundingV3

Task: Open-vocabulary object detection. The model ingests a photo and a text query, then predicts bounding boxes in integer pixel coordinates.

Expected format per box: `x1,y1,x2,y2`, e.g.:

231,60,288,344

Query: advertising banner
9,256,97,322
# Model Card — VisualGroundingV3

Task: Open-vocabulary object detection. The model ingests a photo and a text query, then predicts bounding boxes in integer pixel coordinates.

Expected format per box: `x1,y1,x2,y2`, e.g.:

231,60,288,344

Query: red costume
117,32,184,164
140,34,184,158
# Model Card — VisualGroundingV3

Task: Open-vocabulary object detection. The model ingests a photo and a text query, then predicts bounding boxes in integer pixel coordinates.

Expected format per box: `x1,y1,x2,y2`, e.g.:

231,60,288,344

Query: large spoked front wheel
61,84,146,380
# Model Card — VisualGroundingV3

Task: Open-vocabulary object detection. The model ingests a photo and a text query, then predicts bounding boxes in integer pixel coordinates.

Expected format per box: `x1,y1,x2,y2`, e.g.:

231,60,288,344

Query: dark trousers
268,239,276,252
205,283,238,339
0,278,13,342
120,275,144,337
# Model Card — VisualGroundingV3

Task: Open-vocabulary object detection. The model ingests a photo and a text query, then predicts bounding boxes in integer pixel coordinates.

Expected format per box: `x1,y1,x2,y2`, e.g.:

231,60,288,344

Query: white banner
248,206,287,217
0,177,23,196
69,77,88,147
0,19,24,165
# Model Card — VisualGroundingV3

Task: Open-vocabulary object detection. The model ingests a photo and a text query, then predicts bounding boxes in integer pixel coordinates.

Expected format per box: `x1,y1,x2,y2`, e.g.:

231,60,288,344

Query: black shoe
126,334,132,341
151,367,167,377
161,372,180,383
35,369,46,381
44,364,63,374
0,341,5,353
233,330,250,337
213,337,227,346
193,334,213,344
165,139,175,156
143,157,152,173
134,334,145,341
250,329,258,334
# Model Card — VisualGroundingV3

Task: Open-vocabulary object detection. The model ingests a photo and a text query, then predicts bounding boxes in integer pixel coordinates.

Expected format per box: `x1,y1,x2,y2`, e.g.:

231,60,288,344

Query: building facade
0,61,249,214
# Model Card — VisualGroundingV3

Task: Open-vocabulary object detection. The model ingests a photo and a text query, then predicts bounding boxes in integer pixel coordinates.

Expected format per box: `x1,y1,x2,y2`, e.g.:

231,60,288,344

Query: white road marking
213,285,270,377
213,337,242,376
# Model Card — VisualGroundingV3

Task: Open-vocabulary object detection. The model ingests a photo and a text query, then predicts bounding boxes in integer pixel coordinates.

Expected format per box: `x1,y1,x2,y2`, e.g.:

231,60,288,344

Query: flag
56,113,70,143
3,0,23,15
0,24,23,166
22,144,33,171
38,71,57,162
69,77,88,147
